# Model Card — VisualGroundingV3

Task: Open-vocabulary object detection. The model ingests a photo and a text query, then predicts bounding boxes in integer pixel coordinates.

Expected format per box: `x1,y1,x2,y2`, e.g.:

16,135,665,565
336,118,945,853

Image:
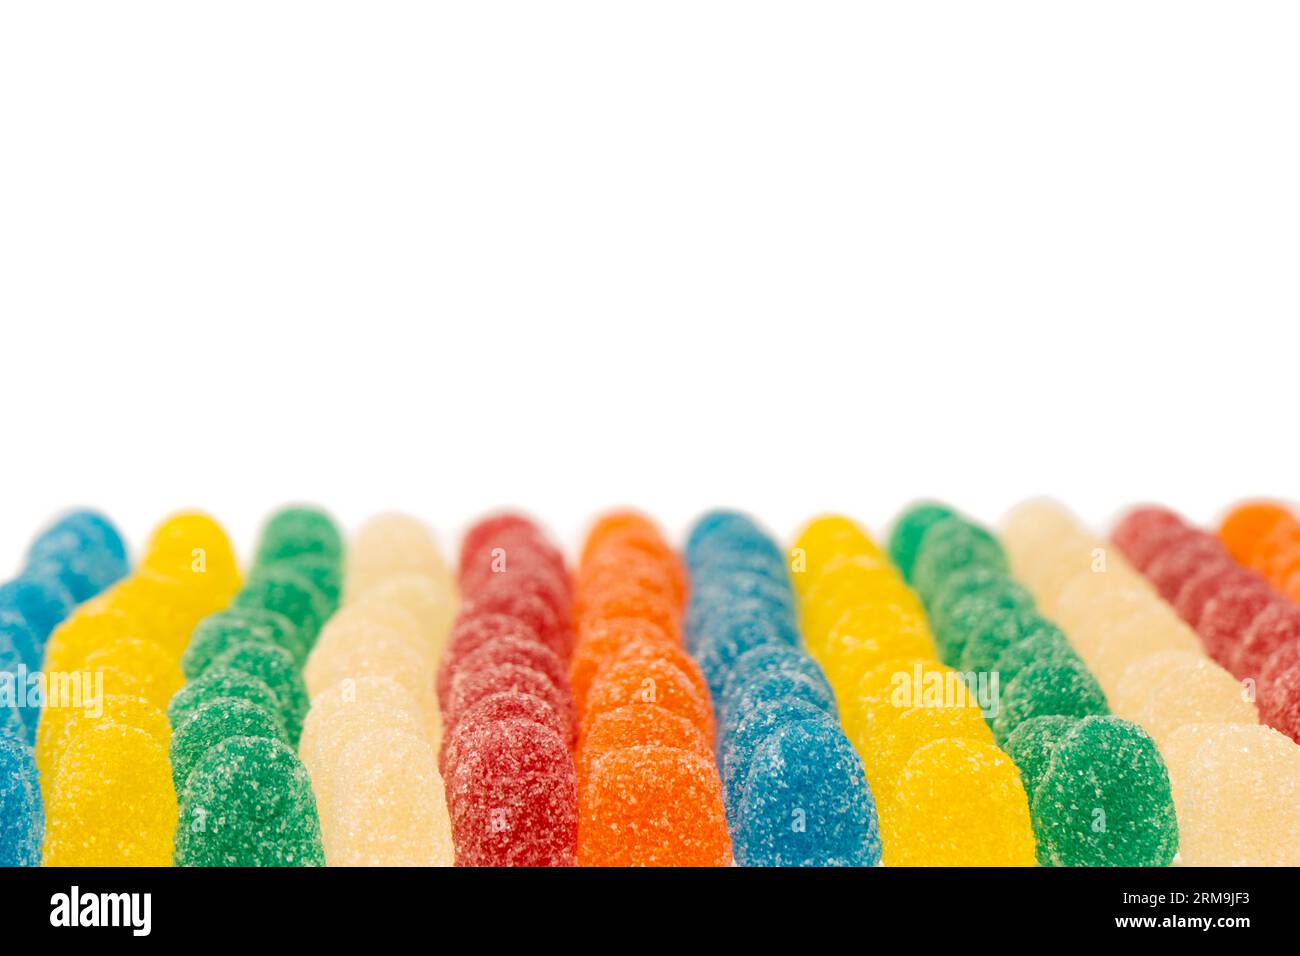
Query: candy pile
796,512,1034,865
1,511,128,867
572,511,729,866
1005,500,1298,866
685,511,879,866
41,512,239,866
438,514,577,866
172,507,338,866
302,514,456,865
900,503,1178,867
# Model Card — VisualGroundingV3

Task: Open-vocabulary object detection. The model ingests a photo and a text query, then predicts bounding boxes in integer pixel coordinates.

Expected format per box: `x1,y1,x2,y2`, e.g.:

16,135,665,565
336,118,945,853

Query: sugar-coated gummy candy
82,637,184,710
574,585,677,649
1199,584,1281,675
357,576,454,651
461,586,570,660
211,642,309,744
0,735,42,866
582,658,710,742
719,699,836,810
142,511,241,604
440,614,541,691
816,603,935,696
883,737,1035,867
0,575,75,643
441,690,568,774
440,635,567,712
182,607,306,677
931,589,1031,665
1110,506,1193,572
0,643,38,740
446,719,577,866
958,607,1066,674
285,554,343,612
36,694,169,791
1,611,45,673
729,668,837,724
1236,601,1300,680
346,513,454,602
299,677,428,814
254,507,343,565
1002,715,1076,805
1259,644,1300,742
992,656,1109,744
576,703,711,777
167,667,283,733
910,519,1007,603
888,503,957,582
175,735,323,866
568,617,674,712
1029,716,1178,867
732,719,881,867
325,729,453,866
992,631,1081,687
1162,722,1300,865
865,699,995,789
719,644,833,720
44,722,177,866
578,745,731,866
28,509,128,571
599,635,709,710
447,662,574,744
234,566,329,646
1144,537,1228,602
305,629,434,720
1174,563,1253,629
1110,650,1256,747
1218,501,1290,563
170,697,288,793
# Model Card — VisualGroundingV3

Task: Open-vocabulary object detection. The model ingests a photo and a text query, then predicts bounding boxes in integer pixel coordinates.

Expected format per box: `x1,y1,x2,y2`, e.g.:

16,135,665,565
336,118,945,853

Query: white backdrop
2,2,1297,571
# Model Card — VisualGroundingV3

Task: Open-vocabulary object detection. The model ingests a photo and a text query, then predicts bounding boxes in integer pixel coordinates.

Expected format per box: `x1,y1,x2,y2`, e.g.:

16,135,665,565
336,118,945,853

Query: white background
2,2,1297,571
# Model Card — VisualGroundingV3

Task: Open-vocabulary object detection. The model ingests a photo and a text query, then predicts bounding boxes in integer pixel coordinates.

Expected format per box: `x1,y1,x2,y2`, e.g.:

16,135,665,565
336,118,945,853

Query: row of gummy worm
1,500,1297,867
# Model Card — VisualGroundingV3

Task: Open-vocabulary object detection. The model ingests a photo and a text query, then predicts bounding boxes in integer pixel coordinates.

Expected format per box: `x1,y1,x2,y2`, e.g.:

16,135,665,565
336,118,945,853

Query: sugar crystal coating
82,637,184,710
440,634,567,712
44,722,177,866
234,566,329,647
578,745,731,866
884,737,1036,867
1163,722,1300,865
37,693,169,796
175,735,323,866
168,667,283,733
142,511,241,606
447,719,577,866
255,507,344,565
441,690,567,774
1111,650,1256,747
0,735,42,866
1030,716,1178,866
170,697,288,793
577,703,711,777
718,698,835,810
346,513,454,602
0,612,42,672
325,729,453,866
888,503,957,582
448,661,574,744
583,657,711,742
733,719,881,867
182,606,305,677
0,575,75,643
211,642,309,745
992,657,1109,744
